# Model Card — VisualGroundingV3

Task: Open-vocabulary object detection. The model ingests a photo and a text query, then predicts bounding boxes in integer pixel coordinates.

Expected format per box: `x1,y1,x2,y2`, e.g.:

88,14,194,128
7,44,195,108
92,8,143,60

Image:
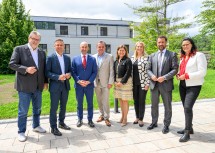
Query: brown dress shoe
105,119,111,127
97,116,104,122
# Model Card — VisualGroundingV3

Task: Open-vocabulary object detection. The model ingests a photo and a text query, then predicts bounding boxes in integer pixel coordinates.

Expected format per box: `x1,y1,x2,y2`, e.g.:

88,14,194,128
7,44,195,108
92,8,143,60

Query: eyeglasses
182,43,191,47
30,37,40,42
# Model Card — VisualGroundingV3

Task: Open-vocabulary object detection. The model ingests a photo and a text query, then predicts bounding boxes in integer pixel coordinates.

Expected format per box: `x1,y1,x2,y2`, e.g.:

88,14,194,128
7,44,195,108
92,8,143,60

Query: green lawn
0,69,214,119
0,74,16,85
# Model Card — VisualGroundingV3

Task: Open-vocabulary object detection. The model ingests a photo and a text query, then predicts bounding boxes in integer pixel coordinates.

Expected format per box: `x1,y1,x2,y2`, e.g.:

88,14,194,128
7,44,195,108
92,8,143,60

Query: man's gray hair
28,31,41,40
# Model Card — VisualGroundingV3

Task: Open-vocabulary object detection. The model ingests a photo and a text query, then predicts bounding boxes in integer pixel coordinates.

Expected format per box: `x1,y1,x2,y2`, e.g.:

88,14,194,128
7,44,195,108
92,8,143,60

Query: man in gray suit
9,31,48,142
93,41,114,126
147,36,178,134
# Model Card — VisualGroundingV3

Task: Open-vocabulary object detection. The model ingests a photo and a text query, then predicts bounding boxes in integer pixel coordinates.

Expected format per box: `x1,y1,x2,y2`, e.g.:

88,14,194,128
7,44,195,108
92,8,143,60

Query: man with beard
147,36,178,134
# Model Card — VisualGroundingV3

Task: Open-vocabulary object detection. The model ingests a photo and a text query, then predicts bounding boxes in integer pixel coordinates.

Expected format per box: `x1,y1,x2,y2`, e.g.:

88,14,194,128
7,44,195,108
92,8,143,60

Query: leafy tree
128,0,190,53
197,0,215,35
192,34,212,51
0,0,34,74
196,0,215,69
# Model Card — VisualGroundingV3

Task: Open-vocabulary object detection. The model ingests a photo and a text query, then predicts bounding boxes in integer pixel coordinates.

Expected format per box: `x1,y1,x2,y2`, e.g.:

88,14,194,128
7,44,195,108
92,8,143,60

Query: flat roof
31,16,136,26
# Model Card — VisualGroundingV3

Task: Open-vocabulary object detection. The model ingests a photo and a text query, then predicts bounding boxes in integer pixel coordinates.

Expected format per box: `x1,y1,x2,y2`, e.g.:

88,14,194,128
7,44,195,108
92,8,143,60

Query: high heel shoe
121,119,127,127
133,118,139,124
138,120,144,127
117,118,123,123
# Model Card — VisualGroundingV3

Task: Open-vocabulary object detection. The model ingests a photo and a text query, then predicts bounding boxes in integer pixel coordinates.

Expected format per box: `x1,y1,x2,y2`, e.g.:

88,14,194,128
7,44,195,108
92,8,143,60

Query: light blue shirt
97,52,105,68
56,52,65,74
28,43,38,68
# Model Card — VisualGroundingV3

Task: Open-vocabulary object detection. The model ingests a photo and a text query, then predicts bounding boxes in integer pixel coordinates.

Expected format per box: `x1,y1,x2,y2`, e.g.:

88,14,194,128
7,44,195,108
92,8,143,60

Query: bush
208,51,215,69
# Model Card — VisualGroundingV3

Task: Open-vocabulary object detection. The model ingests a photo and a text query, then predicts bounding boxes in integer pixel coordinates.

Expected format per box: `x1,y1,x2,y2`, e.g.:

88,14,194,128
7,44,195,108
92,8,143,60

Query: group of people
9,31,207,143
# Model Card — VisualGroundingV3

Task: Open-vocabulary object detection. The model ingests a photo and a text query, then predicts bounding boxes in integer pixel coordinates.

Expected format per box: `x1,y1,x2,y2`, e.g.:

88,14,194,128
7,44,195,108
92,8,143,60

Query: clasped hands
176,74,185,80
26,66,37,74
78,80,90,87
151,75,165,83
58,73,71,81
115,82,123,87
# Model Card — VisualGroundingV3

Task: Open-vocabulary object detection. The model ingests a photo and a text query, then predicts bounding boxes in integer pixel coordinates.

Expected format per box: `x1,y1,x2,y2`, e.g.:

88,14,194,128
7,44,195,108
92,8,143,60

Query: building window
125,45,129,53
64,44,70,54
130,29,133,38
88,44,91,54
105,44,111,53
60,26,68,35
81,26,88,35
39,44,47,53
34,22,55,30
100,27,107,36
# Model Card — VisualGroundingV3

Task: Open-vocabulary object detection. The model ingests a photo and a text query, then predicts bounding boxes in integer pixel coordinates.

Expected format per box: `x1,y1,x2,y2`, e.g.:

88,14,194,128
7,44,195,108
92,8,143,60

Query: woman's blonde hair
116,45,129,59
133,41,147,60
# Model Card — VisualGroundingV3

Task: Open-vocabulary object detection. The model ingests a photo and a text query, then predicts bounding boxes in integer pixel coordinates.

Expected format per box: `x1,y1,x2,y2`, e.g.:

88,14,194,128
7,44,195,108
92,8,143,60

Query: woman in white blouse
176,38,207,142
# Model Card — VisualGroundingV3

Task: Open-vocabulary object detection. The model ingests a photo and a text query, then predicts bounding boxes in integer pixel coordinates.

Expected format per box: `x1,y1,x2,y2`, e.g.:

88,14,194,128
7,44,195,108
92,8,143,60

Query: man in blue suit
72,41,97,128
46,39,72,136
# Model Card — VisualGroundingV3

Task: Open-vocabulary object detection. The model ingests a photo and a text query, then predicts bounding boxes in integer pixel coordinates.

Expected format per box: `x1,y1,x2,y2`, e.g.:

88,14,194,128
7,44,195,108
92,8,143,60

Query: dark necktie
83,55,86,69
158,51,163,76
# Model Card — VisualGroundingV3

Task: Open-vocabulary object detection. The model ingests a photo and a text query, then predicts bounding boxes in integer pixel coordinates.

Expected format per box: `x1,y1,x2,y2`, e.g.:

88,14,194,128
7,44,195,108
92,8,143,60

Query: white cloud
0,0,205,35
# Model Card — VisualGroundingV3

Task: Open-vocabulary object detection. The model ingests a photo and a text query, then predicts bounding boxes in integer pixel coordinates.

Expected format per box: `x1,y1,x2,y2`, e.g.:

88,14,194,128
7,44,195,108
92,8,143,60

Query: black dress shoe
88,120,95,128
147,123,158,130
162,125,169,134
179,130,190,142
59,123,71,130
51,128,62,136
76,120,83,127
177,128,194,134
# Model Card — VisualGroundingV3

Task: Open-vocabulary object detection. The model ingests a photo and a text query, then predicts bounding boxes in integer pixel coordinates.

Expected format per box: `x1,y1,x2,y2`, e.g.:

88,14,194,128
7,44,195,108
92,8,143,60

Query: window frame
60,25,68,35
100,27,108,36
64,44,70,54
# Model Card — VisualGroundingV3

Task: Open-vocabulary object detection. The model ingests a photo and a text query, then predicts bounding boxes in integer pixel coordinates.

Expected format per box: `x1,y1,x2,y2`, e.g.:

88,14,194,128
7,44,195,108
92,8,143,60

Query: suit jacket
72,54,97,88
93,53,114,88
147,50,178,91
113,56,132,84
179,52,207,86
46,53,71,92
9,44,47,92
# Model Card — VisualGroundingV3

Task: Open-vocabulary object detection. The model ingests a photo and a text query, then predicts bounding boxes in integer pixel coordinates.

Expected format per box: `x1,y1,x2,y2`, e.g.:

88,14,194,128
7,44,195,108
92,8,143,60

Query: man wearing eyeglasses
9,31,48,142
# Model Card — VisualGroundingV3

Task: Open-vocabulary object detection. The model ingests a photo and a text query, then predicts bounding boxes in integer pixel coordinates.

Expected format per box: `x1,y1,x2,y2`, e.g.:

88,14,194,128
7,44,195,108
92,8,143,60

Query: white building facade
32,16,136,58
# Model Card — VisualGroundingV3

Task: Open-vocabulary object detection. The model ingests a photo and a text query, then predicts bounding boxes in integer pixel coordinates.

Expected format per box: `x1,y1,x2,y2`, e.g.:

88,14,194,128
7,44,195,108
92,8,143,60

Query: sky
0,0,205,36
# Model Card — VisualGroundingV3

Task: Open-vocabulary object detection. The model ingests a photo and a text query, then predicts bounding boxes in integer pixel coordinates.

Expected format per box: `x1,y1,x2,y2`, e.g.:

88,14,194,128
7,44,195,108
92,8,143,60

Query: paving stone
100,131,124,139
50,138,69,148
68,134,98,144
0,144,25,152
58,142,91,153
151,137,191,150
37,148,58,153
88,140,109,150
0,138,15,147
0,99,215,152
106,135,142,147
157,147,187,153
24,140,50,152
180,142,215,153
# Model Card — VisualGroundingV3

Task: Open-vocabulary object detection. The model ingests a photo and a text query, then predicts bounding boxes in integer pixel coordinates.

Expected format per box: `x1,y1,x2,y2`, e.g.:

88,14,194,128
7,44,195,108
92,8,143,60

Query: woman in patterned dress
114,45,133,126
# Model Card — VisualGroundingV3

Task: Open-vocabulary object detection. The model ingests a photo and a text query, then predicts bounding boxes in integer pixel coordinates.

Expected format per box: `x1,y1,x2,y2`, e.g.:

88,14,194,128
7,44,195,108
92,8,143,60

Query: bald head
80,41,89,55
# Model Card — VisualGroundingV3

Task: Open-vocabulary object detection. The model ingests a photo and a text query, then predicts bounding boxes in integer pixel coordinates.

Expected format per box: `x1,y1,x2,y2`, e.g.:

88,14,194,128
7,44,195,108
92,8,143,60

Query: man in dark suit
72,41,97,128
9,31,48,142
46,39,72,136
147,36,178,134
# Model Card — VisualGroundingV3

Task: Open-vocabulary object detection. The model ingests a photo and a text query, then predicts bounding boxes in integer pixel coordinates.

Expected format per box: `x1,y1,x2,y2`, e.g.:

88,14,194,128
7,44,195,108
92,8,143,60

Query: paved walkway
0,99,215,153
